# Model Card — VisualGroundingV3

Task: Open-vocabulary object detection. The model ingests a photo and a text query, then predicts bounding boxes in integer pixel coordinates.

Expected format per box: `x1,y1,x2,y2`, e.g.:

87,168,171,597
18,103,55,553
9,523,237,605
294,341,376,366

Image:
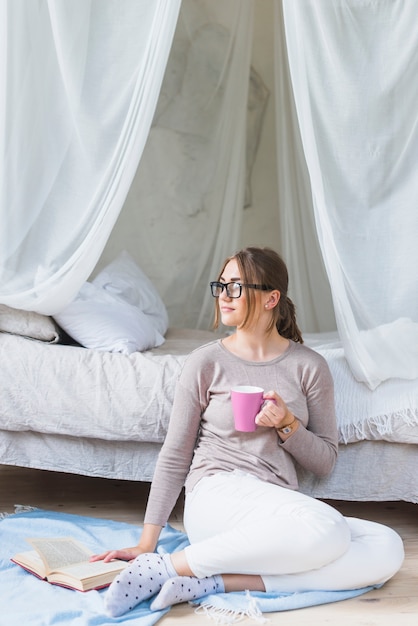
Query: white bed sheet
0,328,216,443
1,329,417,446
305,333,418,444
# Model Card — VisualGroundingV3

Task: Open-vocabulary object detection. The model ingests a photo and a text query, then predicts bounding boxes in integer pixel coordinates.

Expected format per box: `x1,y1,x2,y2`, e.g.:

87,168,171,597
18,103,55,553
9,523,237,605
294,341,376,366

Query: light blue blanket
1,508,376,625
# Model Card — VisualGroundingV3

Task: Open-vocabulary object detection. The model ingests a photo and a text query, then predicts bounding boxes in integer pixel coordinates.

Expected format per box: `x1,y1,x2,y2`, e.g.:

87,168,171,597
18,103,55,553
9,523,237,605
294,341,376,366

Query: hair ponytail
277,296,303,344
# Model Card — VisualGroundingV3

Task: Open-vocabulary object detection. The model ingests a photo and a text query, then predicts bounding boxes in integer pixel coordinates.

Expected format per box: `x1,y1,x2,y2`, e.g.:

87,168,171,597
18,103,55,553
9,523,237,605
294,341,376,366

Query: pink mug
231,385,264,432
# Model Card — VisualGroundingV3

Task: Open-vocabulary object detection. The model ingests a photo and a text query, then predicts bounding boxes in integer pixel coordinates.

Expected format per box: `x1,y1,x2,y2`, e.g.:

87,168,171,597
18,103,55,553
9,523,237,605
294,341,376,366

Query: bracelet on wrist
276,417,297,435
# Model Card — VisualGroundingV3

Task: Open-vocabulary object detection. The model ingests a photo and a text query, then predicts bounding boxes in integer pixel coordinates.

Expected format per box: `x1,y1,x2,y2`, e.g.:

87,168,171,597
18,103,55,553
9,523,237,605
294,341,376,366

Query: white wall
98,2,283,325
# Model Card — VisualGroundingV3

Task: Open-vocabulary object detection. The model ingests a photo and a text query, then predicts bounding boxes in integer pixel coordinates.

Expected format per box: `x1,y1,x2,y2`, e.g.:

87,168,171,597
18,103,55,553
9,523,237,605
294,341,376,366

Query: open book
11,536,126,591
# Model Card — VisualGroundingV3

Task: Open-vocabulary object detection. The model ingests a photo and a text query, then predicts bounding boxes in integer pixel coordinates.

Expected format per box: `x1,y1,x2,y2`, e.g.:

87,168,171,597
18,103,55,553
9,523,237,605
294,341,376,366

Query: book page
12,549,45,576
27,537,93,574
54,559,125,580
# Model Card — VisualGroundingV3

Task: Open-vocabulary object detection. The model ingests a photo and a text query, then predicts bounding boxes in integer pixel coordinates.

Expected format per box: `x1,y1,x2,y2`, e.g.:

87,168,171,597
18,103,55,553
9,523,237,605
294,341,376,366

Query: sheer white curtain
102,0,254,330
273,1,335,334
281,0,418,388
0,0,180,314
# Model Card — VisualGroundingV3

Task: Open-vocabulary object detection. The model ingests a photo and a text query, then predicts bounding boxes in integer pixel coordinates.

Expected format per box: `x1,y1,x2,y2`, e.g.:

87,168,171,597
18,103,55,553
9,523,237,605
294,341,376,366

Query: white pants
183,471,404,592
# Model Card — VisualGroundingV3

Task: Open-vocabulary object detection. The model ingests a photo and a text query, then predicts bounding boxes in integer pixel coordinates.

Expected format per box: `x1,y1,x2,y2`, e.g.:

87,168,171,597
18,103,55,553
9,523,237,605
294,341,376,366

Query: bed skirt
1,430,417,503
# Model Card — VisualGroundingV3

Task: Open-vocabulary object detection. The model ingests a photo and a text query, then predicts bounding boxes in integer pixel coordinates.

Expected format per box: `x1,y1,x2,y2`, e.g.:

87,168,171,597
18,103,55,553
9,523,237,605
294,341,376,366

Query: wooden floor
1,464,417,625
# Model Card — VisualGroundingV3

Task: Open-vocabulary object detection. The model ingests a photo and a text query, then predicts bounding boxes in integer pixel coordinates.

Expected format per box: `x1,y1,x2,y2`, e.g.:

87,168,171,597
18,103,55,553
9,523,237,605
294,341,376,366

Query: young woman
92,247,404,617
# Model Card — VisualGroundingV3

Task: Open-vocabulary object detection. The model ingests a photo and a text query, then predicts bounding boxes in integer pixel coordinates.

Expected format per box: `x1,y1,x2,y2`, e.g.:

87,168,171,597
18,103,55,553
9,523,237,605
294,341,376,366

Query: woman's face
218,258,248,328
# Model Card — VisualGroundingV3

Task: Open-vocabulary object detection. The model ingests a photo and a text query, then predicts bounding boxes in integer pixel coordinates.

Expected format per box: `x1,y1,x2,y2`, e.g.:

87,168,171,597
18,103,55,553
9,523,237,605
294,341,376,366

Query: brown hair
213,246,303,343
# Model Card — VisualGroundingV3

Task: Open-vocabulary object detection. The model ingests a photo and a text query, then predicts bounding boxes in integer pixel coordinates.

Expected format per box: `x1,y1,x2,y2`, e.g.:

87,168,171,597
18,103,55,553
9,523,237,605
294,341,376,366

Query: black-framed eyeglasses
210,281,273,299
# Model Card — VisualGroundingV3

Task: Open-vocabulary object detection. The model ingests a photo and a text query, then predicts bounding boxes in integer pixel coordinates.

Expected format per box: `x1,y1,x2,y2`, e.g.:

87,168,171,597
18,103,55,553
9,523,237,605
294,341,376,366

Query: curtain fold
3,0,416,391
0,0,181,314
273,0,335,334
194,1,253,329
282,0,418,388
102,0,254,330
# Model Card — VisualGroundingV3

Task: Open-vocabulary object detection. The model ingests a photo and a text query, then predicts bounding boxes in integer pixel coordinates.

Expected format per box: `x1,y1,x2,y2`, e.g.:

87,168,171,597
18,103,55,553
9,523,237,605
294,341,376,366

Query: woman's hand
89,546,145,563
89,523,163,563
255,390,297,433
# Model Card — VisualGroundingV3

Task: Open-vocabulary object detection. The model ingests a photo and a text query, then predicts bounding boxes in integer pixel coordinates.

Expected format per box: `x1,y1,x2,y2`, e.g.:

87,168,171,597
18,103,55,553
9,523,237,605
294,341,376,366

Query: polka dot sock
150,574,225,611
104,552,177,617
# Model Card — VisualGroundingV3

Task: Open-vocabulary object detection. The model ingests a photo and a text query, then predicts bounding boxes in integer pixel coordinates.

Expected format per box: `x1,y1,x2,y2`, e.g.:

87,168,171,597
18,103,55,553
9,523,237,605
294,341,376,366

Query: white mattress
1,328,417,445
0,328,216,443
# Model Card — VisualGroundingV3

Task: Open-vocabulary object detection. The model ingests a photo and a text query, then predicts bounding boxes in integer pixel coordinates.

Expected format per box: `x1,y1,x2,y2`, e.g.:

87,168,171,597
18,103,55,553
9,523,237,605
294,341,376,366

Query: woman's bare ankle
222,574,265,593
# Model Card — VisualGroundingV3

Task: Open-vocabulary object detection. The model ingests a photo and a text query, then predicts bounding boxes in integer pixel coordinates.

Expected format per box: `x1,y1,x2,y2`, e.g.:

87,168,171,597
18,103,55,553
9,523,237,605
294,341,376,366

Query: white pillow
54,282,165,354
0,304,60,343
93,251,168,336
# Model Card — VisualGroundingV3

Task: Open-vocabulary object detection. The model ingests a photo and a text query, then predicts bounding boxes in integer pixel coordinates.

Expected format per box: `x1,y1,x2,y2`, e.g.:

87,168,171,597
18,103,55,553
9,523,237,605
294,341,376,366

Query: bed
1,306,417,504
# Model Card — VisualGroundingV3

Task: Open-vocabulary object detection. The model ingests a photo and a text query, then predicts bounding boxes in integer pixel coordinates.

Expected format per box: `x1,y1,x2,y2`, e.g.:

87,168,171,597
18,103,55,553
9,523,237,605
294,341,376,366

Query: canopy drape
281,0,418,388
1,0,417,389
273,0,335,334
0,0,180,313
102,0,254,330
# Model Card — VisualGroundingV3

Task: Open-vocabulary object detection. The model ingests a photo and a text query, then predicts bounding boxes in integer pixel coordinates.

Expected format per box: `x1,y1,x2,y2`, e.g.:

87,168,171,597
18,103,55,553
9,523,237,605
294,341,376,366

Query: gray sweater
144,339,338,527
